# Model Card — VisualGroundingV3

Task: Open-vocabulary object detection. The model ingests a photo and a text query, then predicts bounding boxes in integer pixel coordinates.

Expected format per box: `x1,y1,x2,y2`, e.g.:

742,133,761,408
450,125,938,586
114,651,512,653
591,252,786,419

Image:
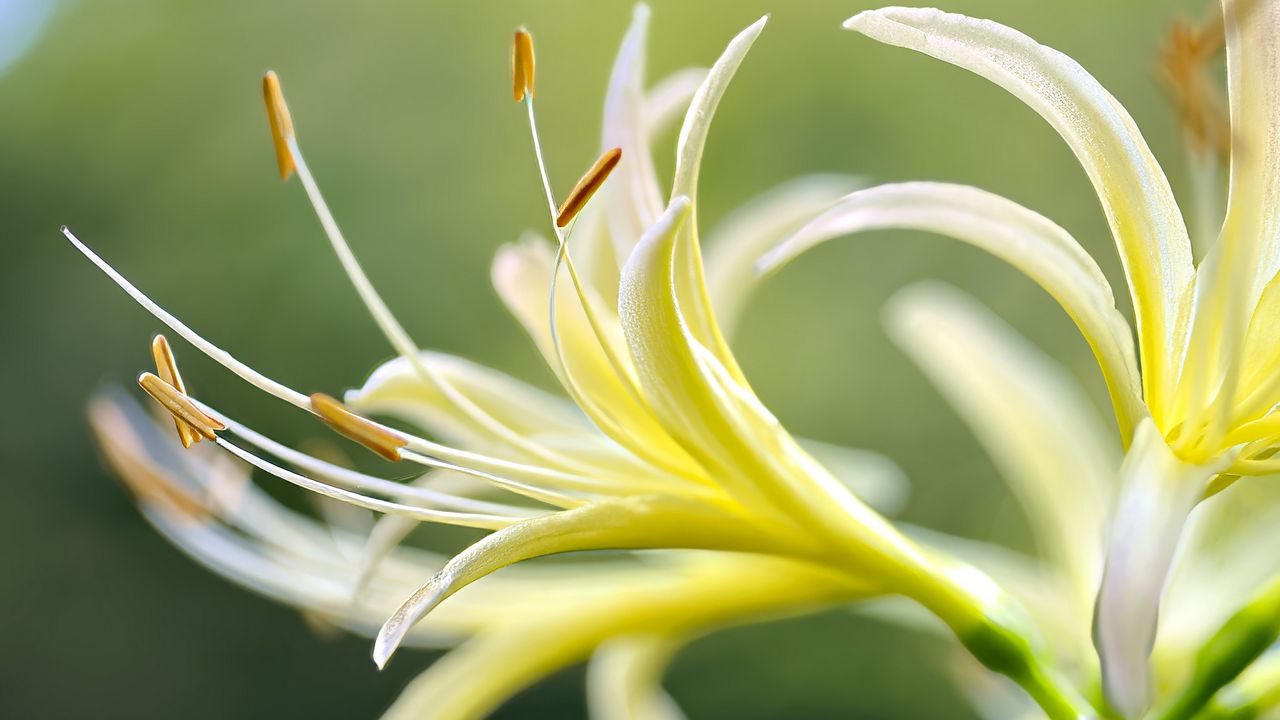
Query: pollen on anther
262,71,297,180
512,28,536,101
556,147,622,227
309,392,406,462
151,334,199,448
137,372,226,442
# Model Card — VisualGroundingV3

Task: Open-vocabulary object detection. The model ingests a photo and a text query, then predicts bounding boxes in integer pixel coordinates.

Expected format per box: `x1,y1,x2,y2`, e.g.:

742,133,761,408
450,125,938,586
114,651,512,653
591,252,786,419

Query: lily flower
884,282,1280,719
68,5,1085,717
90,386,882,719
762,1,1280,714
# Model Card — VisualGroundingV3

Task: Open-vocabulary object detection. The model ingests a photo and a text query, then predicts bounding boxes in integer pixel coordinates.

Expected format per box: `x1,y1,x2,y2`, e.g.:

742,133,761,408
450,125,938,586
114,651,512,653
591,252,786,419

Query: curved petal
492,234,700,477
1094,419,1223,716
887,283,1117,625
667,15,768,378
703,174,864,337
797,438,909,517
601,4,665,264
1222,0,1280,306
346,350,587,444
644,68,707,133
587,635,688,720
381,553,870,720
620,197,916,566
845,7,1193,409
372,494,794,667
761,181,1145,441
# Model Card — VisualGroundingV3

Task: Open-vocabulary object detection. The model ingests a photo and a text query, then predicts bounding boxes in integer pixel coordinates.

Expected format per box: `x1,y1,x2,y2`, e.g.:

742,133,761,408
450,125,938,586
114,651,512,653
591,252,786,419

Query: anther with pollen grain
512,28,535,101
556,147,622,227
262,70,297,180
137,372,226,441
150,334,200,448
309,392,407,462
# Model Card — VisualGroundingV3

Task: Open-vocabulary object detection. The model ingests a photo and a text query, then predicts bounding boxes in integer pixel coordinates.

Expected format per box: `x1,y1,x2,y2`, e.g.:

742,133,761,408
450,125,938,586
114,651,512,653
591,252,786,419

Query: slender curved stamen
204,409,537,517
513,32,692,476
61,227,620,492
63,226,312,409
150,334,200,448
265,73,590,474
214,437,521,529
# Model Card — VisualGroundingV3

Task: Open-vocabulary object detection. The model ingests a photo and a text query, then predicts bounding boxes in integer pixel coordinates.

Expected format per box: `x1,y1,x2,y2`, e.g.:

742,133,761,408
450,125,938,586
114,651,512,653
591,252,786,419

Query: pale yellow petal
372,494,794,668
1221,0,1280,306
667,15,768,379
600,4,665,264
845,7,1193,411
887,283,1117,623
587,635,688,720
346,350,587,445
491,234,701,477
762,181,1145,441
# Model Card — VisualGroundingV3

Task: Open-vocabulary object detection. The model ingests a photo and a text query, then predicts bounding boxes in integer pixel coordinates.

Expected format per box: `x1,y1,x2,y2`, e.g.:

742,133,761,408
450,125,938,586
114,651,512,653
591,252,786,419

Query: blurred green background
1,0,1208,717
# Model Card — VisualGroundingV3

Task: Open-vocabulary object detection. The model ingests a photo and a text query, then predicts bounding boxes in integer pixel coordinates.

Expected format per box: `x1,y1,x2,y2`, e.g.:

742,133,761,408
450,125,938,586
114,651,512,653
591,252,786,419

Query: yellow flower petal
887,282,1117,627
845,7,1193,416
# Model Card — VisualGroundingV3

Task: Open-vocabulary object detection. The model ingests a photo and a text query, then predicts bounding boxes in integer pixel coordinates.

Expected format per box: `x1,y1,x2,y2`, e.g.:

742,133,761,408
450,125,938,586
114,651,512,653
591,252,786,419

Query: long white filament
215,437,518,529
286,137,593,472
522,97,697,479
61,227,629,495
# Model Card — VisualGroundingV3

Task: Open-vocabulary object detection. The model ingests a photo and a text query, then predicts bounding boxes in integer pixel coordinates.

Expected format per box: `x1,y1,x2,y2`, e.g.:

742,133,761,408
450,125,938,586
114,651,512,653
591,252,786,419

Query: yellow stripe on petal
844,7,1193,417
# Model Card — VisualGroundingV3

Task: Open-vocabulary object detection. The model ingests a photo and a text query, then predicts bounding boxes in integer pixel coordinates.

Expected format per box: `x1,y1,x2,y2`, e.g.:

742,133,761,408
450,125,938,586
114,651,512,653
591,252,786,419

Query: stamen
512,28,535,101
555,147,622,227
150,334,200,448
262,71,297,180
214,436,519,529
310,392,407,462
137,372,225,441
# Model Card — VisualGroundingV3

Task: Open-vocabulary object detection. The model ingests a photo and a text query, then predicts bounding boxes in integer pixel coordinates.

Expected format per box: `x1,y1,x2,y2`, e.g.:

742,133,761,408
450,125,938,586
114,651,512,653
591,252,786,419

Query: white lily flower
762,3,1280,713
72,5,1091,718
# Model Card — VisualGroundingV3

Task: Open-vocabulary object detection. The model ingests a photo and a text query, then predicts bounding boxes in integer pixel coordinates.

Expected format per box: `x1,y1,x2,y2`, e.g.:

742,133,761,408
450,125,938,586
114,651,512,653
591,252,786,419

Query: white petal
762,181,1145,440
1093,418,1221,716
844,7,1193,412
888,283,1117,618
1222,0,1280,307
588,636,688,720
601,4,665,264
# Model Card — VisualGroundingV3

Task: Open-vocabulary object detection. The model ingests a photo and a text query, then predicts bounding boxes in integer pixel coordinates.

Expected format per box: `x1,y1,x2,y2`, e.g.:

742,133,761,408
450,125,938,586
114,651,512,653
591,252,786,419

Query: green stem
905,563,1095,720
1151,575,1280,720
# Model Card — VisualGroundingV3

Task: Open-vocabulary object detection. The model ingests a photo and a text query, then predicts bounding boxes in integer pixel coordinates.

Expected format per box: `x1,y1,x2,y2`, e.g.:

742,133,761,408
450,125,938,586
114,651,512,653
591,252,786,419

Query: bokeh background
1,0,1209,717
